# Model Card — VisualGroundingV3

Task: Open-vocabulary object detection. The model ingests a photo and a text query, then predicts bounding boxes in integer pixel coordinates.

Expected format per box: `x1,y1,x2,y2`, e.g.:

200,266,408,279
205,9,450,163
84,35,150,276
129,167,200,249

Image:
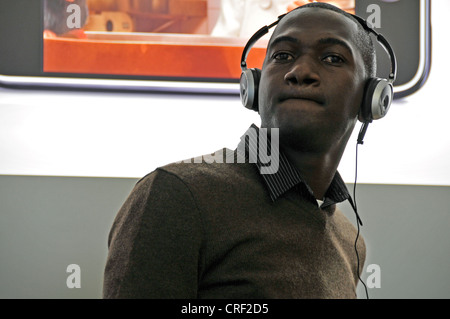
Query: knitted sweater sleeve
102,168,203,298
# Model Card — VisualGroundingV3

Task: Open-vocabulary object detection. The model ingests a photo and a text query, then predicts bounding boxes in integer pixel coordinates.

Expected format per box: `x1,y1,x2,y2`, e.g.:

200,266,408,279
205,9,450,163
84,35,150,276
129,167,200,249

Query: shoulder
134,148,266,208
144,148,257,189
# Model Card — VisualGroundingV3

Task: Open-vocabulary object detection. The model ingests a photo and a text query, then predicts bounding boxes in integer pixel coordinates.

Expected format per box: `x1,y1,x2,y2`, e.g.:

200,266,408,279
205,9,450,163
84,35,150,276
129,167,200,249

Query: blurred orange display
43,34,266,79
43,0,355,80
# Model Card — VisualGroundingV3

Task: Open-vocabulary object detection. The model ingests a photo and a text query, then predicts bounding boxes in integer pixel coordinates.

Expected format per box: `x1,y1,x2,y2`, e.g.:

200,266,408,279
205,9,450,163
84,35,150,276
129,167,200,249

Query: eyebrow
317,37,353,54
268,36,299,49
269,35,353,55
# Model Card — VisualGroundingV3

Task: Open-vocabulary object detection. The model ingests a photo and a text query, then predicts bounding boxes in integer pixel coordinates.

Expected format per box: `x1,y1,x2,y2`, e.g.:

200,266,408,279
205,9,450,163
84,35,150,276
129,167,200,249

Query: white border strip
0,74,240,94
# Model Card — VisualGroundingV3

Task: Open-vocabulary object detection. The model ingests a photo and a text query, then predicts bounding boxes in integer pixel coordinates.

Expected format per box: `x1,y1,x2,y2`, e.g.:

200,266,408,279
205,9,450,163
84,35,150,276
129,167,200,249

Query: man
103,2,374,299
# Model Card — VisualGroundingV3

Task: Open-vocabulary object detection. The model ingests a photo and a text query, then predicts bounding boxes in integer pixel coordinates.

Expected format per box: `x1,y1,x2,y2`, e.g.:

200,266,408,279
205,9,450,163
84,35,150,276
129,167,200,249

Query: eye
272,52,294,62
323,54,345,65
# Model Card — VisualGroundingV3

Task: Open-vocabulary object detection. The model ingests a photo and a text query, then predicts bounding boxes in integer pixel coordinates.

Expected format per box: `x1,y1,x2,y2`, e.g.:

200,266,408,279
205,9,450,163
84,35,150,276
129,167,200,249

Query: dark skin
259,8,367,200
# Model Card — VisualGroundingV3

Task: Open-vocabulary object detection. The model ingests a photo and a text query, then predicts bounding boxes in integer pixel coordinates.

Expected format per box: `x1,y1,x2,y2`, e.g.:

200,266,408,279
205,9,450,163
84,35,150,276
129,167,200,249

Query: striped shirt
236,124,352,210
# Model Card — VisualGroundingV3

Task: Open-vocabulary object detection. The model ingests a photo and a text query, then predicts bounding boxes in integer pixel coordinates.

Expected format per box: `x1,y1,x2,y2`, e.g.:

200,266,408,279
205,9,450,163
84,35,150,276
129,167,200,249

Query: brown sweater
103,149,366,299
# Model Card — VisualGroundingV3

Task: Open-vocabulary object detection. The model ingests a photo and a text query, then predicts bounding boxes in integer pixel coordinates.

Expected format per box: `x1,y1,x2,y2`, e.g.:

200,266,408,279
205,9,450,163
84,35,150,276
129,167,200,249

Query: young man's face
258,8,367,152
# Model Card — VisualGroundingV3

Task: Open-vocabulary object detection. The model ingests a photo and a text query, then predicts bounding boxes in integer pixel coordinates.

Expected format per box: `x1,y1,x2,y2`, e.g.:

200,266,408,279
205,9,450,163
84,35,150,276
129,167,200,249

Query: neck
281,146,343,200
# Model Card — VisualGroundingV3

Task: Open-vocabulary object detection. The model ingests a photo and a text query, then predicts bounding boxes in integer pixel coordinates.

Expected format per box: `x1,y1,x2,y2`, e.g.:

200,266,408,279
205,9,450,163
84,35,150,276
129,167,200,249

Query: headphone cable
353,139,370,299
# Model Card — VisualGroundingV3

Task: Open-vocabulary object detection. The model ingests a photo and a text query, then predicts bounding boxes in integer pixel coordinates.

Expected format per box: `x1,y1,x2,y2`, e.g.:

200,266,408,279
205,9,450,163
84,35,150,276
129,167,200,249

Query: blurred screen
42,0,356,81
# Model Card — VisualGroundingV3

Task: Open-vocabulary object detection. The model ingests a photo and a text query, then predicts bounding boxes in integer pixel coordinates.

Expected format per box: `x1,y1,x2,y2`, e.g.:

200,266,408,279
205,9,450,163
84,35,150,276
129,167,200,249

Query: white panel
0,1,449,186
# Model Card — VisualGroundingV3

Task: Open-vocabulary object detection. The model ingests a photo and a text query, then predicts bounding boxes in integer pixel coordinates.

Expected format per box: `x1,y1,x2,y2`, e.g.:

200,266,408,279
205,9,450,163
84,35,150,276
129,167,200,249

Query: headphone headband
350,14,397,83
240,12,397,82
240,15,286,71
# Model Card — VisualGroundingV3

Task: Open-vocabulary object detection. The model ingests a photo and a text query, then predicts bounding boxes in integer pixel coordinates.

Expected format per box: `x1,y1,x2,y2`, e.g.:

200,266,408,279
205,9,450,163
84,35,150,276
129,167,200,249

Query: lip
279,92,325,105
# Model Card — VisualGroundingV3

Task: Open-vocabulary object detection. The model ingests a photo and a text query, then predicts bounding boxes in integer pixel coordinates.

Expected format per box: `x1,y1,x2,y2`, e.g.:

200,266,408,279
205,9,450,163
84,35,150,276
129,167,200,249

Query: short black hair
287,2,377,78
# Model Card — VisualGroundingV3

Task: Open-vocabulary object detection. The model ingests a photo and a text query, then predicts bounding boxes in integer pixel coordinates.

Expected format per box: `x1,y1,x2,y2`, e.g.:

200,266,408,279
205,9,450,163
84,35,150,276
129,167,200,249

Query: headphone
239,11,398,125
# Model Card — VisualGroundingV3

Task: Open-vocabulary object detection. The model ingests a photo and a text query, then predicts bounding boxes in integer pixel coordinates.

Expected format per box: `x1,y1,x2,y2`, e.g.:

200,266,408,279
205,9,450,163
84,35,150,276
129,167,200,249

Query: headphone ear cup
240,68,261,112
359,78,393,122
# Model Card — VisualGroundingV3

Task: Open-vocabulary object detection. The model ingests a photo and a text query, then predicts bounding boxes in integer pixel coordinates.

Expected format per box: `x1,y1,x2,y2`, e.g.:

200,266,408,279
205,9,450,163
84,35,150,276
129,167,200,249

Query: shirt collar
236,124,351,208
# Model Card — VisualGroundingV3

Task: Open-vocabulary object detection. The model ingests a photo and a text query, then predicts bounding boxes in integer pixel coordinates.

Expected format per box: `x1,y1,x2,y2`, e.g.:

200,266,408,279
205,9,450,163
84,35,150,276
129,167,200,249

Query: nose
284,56,320,87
